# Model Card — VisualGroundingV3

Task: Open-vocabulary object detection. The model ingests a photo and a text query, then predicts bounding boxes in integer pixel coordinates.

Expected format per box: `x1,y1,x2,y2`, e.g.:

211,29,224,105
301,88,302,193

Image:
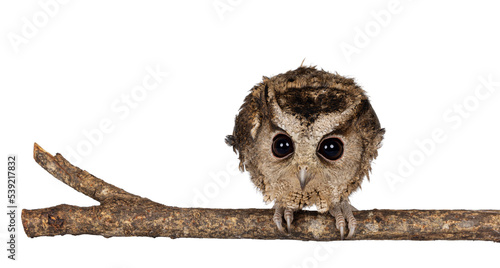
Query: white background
1,1,500,267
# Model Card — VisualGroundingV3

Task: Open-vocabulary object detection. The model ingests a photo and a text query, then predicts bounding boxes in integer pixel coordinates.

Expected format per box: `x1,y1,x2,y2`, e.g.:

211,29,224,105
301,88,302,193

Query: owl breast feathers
226,66,384,218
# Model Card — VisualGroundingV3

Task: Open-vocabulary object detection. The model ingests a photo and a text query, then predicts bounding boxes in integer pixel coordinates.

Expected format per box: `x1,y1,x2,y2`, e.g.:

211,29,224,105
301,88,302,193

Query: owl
226,66,384,239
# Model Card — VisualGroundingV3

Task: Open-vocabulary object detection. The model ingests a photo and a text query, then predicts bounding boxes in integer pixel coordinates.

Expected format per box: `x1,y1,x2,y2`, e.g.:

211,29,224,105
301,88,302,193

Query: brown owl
226,66,384,239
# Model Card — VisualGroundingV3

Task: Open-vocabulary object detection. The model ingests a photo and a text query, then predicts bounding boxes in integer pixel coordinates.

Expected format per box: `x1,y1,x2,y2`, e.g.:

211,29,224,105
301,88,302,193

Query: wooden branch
22,143,500,242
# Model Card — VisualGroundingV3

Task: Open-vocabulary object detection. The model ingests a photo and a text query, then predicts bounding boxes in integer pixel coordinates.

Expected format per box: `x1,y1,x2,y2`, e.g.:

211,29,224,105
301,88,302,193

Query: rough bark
22,143,500,242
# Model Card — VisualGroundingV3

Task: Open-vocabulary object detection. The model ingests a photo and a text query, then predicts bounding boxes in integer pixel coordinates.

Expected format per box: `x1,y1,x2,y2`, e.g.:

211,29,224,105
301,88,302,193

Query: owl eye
317,138,343,161
272,134,294,158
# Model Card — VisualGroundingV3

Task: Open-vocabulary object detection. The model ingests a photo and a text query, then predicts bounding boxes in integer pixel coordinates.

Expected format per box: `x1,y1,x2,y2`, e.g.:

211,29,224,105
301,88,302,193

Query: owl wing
226,84,267,171
353,100,385,180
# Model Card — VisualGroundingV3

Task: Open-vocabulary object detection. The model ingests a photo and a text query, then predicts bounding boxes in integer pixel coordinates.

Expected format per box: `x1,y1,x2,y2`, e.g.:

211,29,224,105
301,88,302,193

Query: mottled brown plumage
226,66,384,239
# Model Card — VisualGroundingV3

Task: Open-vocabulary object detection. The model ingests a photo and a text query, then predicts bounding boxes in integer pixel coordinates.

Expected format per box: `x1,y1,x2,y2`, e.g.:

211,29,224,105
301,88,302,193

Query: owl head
226,66,384,212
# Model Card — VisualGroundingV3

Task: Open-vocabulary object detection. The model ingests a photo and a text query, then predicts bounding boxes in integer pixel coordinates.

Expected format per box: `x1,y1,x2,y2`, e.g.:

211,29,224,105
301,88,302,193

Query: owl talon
339,226,345,240
284,208,294,233
347,225,356,239
342,200,357,239
330,205,345,239
274,219,285,233
330,200,357,240
273,206,295,234
273,206,285,232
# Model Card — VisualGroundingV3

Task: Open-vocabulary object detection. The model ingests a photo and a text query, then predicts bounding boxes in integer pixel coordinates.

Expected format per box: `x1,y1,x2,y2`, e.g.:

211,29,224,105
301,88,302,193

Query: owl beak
298,166,311,190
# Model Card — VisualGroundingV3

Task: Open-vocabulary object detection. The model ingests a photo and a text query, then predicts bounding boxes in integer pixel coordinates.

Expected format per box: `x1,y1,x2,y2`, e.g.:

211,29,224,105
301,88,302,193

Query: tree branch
22,143,500,242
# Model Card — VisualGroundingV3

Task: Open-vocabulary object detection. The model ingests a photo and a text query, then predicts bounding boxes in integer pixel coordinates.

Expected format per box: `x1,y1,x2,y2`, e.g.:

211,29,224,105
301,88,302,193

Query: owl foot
273,206,294,234
329,201,357,240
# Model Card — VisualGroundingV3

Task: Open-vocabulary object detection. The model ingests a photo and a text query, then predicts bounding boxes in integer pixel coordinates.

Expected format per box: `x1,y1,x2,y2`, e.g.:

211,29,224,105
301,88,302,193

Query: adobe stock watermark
64,64,169,164
7,0,70,54
212,0,243,21
291,242,340,268
385,74,499,191
339,0,412,64
192,159,240,207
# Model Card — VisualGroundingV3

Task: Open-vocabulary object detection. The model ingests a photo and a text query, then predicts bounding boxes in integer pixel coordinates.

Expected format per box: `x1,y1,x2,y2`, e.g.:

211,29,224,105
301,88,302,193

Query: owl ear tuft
225,135,236,147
